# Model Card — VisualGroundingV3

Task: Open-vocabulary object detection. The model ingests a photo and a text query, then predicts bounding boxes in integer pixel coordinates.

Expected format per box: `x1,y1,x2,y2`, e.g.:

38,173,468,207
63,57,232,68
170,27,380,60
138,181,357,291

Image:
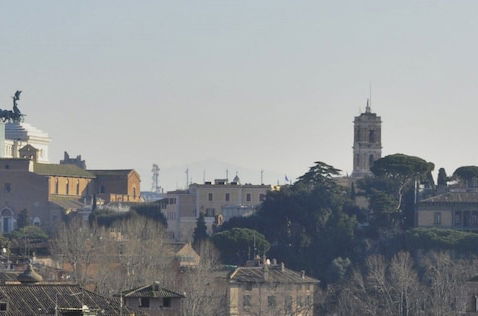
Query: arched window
133,187,137,199
1,209,13,234
65,180,69,195
76,181,80,195
33,217,41,226
369,130,376,143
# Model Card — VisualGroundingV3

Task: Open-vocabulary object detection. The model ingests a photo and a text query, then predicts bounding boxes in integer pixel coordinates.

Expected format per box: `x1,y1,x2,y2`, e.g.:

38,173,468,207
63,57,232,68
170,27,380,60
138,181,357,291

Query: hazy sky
1,1,478,190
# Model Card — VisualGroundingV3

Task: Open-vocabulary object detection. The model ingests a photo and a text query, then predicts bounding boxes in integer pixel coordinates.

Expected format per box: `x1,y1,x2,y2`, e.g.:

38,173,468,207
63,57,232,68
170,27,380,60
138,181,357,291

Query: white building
2,121,51,163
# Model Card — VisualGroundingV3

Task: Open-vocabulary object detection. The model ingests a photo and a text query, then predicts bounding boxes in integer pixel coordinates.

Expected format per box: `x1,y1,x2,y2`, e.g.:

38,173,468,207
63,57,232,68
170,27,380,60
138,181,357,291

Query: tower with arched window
351,99,382,178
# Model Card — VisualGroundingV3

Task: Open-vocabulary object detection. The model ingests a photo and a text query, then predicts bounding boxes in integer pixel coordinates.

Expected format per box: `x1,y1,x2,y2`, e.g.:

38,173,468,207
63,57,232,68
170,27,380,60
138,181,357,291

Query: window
259,194,266,202
162,297,171,308
297,296,303,307
133,187,137,199
434,212,441,225
225,193,230,201
205,208,215,217
473,214,478,226
100,185,105,194
168,198,177,204
76,181,80,195
245,283,253,291
455,212,462,225
33,217,41,226
306,295,312,306
55,178,59,194
369,129,376,143
369,155,374,168
65,180,69,195
208,193,213,201
4,183,11,193
284,296,292,311
243,295,251,307
0,302,7,311
267,296,276,308
246,193,251,202
139,297,150,308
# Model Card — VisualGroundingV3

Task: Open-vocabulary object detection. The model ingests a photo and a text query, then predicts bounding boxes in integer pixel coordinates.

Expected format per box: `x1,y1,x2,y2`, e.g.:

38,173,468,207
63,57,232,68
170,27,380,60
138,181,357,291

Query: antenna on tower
260,169,264,185
185,168,189,189
367,81,372,113
152,164,160,193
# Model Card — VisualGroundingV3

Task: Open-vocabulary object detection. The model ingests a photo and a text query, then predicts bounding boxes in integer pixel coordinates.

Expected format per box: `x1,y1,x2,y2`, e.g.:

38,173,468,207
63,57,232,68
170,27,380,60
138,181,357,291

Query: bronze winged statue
0,90,24,123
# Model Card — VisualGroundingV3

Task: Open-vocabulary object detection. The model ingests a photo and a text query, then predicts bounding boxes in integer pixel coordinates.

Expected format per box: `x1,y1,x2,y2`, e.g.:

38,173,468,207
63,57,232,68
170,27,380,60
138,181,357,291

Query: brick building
0,154,141,234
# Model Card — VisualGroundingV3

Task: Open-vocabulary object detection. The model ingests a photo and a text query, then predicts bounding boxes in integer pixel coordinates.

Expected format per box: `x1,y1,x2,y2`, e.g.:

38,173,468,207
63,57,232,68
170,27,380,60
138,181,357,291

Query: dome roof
17,264,43,283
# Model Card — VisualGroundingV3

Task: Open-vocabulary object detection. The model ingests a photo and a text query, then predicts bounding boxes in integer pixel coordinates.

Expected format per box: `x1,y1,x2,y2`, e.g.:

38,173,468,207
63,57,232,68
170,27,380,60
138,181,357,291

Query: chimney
263,262,269,281
280,262,285,272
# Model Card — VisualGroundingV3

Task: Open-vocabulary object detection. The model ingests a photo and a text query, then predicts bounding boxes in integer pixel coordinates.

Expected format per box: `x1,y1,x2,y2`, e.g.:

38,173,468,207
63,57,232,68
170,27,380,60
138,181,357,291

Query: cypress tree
193,213,209,247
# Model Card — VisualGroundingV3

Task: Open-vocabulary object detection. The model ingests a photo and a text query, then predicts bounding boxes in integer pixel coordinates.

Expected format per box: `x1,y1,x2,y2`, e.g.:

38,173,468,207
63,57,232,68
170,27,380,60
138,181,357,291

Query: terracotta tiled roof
0,283,124,315
121,282,185,299
49,196,85,210
420,192,478,203
88,170,133,176
166,242,188,253
229,265,319,284
33,163,95,178
0,272,19,283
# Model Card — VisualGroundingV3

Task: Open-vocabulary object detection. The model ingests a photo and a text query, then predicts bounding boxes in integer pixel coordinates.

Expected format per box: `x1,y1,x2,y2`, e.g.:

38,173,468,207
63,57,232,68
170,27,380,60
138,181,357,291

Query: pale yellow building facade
416,192,478,230
163,179,271,242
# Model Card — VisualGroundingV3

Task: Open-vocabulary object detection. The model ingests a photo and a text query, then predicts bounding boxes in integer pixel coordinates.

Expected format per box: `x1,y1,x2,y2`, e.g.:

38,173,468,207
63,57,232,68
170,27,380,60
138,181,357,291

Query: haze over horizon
2,1,478,190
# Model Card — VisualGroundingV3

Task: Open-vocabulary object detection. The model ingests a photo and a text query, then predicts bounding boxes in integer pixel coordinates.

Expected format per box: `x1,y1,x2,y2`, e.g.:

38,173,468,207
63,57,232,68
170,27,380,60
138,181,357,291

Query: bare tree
51,217,106,286
419,251,478,315
388,252,420,316
93,215,174,296
52,215,173,296
327,251,478,316
180,240,227,316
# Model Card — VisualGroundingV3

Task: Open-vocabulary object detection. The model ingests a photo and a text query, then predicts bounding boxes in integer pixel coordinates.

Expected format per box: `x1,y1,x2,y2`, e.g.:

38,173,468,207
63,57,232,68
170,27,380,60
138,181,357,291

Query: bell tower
351,99,382,178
